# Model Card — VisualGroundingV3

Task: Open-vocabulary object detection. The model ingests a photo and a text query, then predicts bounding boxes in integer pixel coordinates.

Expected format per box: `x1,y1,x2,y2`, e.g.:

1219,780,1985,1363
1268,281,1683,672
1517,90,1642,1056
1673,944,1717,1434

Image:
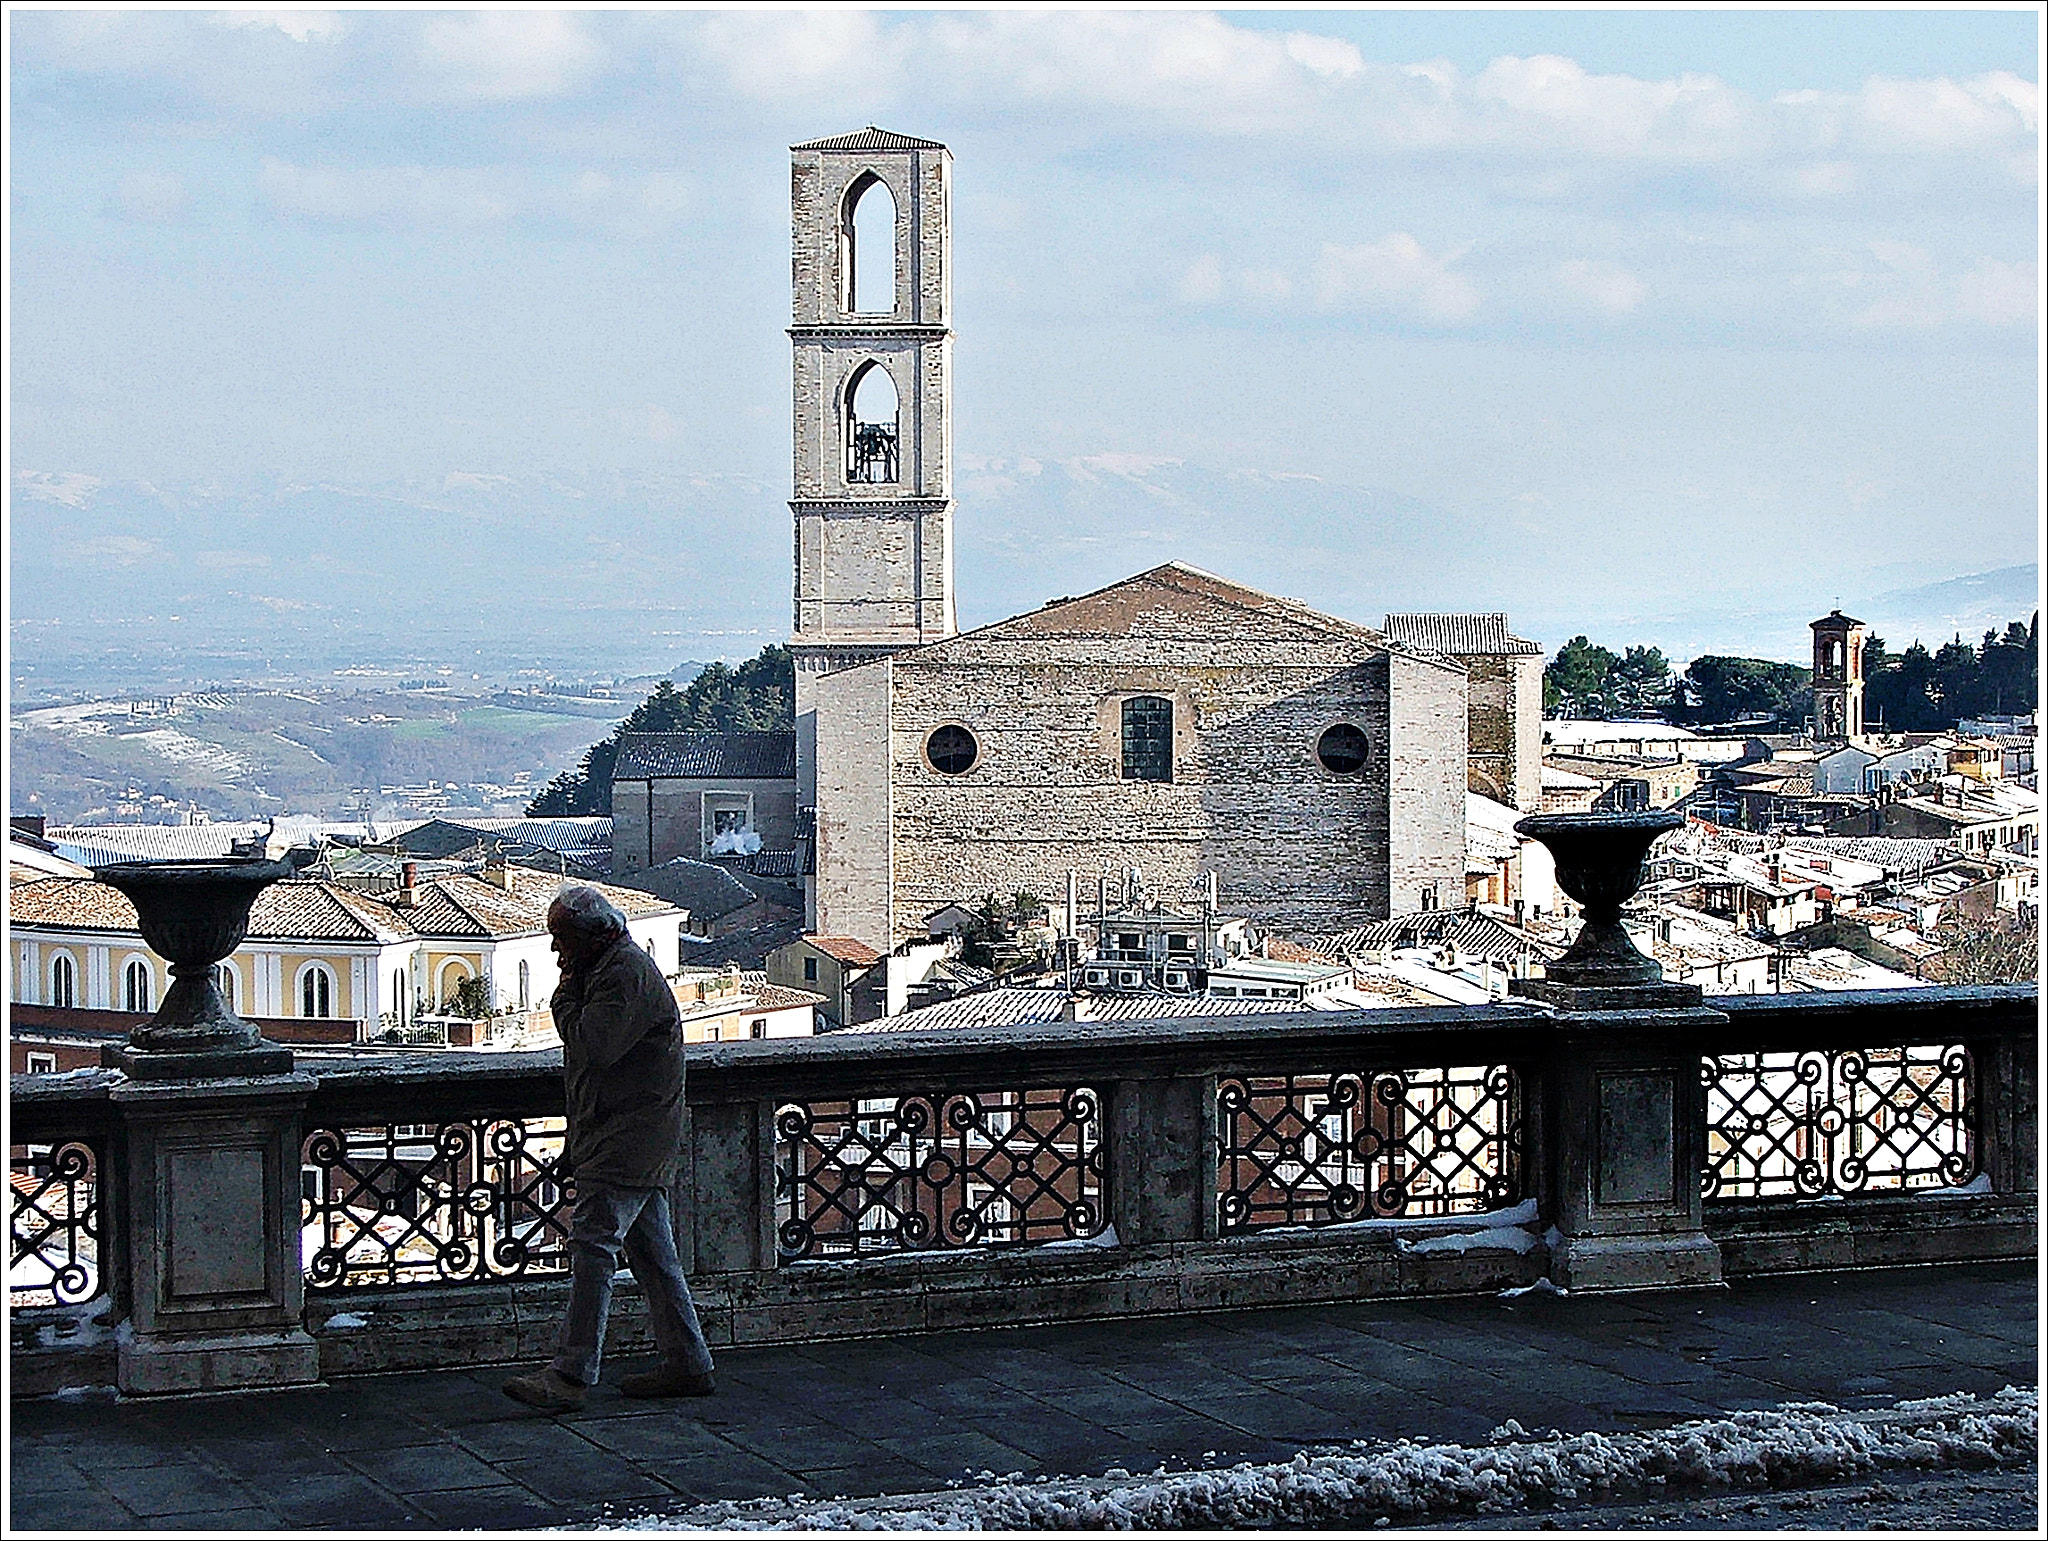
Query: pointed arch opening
846,360,900,484
842,172,898,316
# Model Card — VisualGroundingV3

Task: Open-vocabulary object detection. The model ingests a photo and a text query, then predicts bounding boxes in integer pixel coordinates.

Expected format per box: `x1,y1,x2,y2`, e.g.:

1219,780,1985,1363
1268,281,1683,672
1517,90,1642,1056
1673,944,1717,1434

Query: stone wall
1386,650,1471,914
812,658,895,945
1446,650,1544,812
612,776,803,875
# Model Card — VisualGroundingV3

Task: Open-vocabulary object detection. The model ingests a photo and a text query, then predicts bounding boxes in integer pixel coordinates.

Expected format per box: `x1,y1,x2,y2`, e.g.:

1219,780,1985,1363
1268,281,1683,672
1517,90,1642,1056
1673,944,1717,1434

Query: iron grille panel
9,1140,104,1307
1702,1045,1977,1201
776,1087,1107,1259
1217,1066,1522,1233
301,1118,573,1290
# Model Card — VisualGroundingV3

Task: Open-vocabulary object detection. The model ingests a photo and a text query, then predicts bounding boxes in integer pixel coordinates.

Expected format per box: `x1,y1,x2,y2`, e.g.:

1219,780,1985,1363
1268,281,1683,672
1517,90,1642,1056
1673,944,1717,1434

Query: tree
1611,646,1675,716
1929,910,2038,986
1545,636,1623,718
1672,656,1812,729
1861,615,2036,732
527,645,795,816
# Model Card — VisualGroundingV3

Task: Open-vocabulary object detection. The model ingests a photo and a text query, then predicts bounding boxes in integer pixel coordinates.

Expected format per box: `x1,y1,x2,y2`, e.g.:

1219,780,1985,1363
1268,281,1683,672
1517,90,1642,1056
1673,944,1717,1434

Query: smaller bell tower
1810,609,1866,741
787,128,956,712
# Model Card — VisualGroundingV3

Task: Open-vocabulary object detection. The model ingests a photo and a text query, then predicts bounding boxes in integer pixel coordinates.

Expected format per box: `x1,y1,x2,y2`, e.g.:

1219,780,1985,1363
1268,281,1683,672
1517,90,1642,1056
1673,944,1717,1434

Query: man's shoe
619,1361,716,1399
501,1366,589,1412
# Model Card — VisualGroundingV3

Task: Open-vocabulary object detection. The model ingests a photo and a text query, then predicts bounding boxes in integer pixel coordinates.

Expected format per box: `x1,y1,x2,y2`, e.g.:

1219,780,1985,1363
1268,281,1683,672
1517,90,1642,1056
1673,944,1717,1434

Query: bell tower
788,128,956,713
1810,608,1867,741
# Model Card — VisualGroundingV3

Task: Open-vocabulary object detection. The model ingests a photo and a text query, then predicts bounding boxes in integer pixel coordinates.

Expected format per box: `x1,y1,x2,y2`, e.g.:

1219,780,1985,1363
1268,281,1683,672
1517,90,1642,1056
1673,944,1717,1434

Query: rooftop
8,868,675,945
9,1263,2030,1531
612,732,797,782
793,126,948,152
1380,613,1542,657
801,935,884,967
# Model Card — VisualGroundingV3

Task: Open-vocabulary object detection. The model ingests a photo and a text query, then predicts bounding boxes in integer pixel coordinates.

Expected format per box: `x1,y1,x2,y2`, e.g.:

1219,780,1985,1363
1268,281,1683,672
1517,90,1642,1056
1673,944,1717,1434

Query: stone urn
94,857,297,1079
1512,809,1683,990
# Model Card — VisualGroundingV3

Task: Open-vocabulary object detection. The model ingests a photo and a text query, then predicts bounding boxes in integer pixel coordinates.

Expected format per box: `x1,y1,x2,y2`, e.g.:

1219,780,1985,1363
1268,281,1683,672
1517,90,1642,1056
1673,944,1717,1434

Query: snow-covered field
588,1387,2035,1532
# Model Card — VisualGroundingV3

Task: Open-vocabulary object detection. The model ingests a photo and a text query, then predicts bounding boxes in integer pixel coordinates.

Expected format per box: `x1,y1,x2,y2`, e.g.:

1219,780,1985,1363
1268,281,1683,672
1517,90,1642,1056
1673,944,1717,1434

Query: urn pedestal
90,858,322,1393
1511,811,1725,1292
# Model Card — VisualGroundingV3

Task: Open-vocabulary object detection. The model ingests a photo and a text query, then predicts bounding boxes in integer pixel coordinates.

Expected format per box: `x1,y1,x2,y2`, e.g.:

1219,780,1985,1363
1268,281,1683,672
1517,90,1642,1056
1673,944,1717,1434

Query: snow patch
1399,1224,1540,1257
1258,1198,1538,1240
584,1388,2036,1532
1920,1173,1993,1198
320,1312,371,1331
1038,1224,1120,1251
1499,1277,1570,1299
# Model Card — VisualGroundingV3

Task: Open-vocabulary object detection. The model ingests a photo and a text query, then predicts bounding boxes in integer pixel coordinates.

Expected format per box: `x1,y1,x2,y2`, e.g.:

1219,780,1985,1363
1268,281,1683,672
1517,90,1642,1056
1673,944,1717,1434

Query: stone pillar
110,1074,323,1395
1521,990,1726,1291
1110,1074,1216,1245
690,1097,778,1273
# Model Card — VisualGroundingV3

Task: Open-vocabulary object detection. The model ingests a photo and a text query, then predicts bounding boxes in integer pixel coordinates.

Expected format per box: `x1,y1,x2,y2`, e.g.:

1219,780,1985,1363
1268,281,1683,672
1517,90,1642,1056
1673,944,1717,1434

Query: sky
7,6,2042,679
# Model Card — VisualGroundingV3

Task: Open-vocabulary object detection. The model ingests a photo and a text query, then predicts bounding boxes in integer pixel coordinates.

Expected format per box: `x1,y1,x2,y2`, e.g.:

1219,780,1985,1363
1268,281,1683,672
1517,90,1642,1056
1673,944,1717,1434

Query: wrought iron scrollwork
1217,1066,1522,1233
9,1140,104,1307
775,1086,1106,1259
301,1118,573,1290
1701,1044,1976,1201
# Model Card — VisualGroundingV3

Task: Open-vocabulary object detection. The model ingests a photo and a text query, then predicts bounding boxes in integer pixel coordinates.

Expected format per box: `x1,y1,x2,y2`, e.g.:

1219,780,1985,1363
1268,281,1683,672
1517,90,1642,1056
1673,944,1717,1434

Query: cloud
15,472,104,509
259,158,514,227
1179,255,1226,305
416,12,603,101
254,159,691,235
108,170,187,224
691,10,896,102
212,12,343,46
72,535,157,564
1555,259,1647,317
1315,235,1481,323
1954,259,2039,327
1850,242,2037,330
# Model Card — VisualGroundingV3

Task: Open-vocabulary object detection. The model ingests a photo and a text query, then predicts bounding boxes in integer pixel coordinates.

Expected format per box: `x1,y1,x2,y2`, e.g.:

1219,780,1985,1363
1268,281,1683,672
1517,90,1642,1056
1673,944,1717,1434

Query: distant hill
1862,565,2039,649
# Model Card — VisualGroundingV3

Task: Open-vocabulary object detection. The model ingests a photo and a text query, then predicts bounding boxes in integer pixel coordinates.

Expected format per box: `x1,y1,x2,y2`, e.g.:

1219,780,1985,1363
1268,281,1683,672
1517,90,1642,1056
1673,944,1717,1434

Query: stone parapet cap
790,497,952,514
789,323,949,341
108,1071,317,1104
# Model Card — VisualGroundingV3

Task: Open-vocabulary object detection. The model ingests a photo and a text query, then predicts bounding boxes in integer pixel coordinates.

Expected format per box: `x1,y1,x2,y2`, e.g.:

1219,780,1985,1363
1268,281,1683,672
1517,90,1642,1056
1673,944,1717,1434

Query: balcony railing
10,984,2035,1389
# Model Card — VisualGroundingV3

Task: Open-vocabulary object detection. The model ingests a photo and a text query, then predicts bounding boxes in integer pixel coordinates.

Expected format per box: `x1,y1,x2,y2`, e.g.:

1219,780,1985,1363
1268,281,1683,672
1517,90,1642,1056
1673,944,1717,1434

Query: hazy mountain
11,464,2034,695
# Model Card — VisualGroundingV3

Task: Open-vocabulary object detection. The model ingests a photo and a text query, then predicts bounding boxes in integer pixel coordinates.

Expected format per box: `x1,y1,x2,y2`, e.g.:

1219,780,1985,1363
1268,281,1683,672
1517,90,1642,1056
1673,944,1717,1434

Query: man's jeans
551,1183,715,1386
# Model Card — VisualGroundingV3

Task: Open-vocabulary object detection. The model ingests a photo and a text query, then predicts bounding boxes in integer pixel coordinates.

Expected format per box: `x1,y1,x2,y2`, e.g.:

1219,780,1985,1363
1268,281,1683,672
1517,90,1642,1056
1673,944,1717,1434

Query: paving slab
7,1261,2034,1532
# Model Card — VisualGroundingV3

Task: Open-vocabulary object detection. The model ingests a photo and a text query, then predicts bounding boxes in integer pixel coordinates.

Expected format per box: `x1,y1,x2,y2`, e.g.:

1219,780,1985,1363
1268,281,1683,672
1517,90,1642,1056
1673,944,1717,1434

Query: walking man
503,886,717,1412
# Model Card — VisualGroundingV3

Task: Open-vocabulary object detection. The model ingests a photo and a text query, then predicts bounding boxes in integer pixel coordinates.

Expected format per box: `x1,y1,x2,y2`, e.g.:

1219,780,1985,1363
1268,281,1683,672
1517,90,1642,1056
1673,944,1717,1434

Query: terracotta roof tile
806,935,882,966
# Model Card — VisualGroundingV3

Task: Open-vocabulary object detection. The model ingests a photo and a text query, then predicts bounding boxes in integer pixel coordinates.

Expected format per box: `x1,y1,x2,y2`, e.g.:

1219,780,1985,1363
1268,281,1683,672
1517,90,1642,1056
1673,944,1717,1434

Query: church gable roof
906,563,1413,661
793,127,947,152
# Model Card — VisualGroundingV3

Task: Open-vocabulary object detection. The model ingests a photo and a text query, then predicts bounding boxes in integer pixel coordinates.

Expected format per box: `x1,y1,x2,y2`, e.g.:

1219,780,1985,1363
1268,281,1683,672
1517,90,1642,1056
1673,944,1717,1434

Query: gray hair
551,884,628,939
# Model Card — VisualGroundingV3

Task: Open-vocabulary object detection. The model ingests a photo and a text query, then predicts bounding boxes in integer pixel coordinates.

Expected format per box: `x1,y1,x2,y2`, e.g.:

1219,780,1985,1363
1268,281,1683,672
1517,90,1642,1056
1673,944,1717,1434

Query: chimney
394,861,418,908
484,855,512,891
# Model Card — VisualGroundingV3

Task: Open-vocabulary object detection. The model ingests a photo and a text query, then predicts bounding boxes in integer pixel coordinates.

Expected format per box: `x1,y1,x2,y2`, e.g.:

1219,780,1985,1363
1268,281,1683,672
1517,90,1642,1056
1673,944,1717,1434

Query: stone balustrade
9,983,2035,1396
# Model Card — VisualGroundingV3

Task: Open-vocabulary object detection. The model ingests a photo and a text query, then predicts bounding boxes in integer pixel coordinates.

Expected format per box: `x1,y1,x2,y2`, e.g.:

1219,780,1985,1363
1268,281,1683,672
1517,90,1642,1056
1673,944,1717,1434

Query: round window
926,724,979,775
1316,723,1370,775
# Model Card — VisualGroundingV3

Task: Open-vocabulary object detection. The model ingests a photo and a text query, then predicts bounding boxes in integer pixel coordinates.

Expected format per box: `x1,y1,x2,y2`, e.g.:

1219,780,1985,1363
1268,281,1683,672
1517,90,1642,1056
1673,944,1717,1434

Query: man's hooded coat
553,932,687,1190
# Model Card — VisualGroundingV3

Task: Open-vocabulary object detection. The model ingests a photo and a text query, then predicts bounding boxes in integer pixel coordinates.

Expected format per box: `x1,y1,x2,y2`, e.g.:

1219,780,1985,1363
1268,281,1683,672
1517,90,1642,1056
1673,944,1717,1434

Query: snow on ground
585,1387,2035,1532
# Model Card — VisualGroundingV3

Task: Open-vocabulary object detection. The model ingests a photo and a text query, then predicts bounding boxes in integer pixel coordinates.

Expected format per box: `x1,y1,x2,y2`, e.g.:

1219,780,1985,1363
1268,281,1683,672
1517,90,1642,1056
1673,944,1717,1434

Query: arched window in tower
847,362,900,484
843,173,897,315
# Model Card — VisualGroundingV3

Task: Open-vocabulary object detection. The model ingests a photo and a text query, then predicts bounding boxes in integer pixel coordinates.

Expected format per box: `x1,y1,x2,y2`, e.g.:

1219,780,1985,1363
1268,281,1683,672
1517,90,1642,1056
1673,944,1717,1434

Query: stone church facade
812,563,1468,945
761,128,1524,950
